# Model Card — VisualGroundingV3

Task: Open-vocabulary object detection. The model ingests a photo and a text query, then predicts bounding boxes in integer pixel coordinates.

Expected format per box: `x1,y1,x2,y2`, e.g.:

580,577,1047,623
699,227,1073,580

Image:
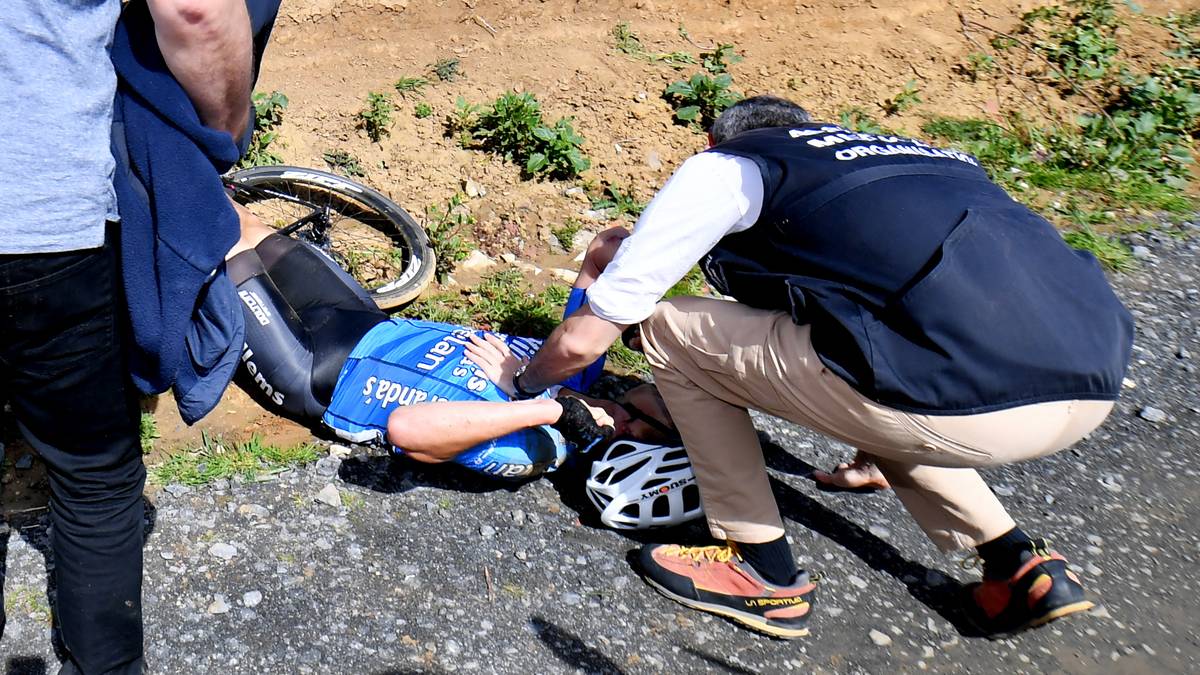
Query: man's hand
148,0,253,138
464,333,527,398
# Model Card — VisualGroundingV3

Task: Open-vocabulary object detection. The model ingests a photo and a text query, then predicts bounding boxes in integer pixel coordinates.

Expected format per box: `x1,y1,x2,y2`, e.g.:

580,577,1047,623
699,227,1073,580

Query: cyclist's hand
464,332,526,397
552,396,616,452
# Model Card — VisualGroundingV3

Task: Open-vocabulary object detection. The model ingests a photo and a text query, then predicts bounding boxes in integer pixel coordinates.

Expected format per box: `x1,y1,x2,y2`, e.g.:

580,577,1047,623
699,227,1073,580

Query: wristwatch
511,364,545,400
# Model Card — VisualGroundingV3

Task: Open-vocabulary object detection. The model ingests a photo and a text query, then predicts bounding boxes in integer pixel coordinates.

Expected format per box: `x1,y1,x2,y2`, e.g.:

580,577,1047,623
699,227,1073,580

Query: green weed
139,412,159,455
959,52,996,81
456,91,591,180
5,585,51,626
322,150,366,178
149,433,319,486
431,58,462,82
882,79,923,115
357,91,394,142
1062,227,1134,270
589,184,646,219
838,106,887,134
237,91,289,168
414,102,433,119
394,76,430,98
424,194,474,283
612,22,696,67
1024,0,1120,81
701,43,743,75
401,269,569,338
551,219,583,251
664,73,742,129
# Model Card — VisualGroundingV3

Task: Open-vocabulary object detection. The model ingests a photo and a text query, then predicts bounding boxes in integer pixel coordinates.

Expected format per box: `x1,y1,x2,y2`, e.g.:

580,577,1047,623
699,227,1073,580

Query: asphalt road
1,226,1197,674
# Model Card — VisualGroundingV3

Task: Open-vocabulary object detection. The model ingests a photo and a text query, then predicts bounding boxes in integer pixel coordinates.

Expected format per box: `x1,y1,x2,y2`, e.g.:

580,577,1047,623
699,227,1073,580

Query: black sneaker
638,544,816,638
964,538,1094,637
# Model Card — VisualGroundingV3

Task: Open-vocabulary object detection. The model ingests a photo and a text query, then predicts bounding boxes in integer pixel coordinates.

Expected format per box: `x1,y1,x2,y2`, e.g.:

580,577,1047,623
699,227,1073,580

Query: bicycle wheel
227,165,435,309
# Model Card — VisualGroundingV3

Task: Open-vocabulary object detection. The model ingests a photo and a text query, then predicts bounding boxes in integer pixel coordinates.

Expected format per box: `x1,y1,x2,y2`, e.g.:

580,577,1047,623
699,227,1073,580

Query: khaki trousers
639,296,1114,551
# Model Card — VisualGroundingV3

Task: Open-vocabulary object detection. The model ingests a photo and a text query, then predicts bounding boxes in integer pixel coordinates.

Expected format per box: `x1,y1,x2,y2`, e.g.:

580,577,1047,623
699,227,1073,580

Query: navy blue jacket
110,1,244,424
705,125,1134,414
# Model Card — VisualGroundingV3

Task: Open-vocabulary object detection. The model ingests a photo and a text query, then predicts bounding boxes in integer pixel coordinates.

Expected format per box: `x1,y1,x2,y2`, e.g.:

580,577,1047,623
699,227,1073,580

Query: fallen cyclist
225,208,680,479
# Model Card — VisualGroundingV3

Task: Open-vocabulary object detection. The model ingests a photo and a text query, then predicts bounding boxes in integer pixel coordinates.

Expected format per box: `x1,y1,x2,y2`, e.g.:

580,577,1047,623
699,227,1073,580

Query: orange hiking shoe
964,538,1094,638
638,544,816,638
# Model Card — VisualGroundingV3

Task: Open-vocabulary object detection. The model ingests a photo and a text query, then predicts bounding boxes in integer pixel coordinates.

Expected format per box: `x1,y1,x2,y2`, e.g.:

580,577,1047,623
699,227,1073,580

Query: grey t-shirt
0,0,121,254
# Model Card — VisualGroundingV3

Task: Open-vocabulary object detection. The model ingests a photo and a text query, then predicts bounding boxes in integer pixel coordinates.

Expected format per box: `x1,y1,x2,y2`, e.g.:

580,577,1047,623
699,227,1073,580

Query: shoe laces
672,545,738,564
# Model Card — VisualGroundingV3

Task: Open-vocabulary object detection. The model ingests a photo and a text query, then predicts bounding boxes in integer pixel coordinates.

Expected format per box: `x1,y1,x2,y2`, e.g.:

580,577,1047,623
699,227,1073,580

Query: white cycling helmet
585,440,704,530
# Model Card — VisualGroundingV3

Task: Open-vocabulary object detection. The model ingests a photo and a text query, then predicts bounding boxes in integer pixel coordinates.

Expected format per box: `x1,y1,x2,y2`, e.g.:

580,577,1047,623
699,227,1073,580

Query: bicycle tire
227,165,435,309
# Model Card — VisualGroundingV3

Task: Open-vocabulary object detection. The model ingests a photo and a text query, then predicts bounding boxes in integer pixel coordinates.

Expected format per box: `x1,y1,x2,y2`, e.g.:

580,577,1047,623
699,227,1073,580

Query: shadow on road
338,454,535,496
4,658,46,675
529,616,624,675
758,436,981,635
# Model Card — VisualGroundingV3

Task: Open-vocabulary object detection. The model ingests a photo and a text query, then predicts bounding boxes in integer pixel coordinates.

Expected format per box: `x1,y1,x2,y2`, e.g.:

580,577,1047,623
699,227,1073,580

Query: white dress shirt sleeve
585,151,764,325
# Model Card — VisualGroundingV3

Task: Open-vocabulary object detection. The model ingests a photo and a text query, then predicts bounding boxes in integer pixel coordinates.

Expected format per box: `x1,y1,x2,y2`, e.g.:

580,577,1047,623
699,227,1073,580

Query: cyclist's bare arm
148,0,252,138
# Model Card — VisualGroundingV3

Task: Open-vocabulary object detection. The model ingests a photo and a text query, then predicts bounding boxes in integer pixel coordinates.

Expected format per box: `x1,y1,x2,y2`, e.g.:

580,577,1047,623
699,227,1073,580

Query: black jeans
0,237,145,674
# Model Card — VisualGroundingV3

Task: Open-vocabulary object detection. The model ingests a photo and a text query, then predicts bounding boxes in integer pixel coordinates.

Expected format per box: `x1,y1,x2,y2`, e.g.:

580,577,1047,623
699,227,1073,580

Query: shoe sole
985,600,1096,639
642,576,811,639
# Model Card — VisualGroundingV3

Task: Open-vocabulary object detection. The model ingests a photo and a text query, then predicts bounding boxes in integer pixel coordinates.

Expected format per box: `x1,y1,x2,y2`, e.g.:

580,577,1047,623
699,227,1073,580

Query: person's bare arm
147,0,253,138
517,307,625,393
386,399,564,463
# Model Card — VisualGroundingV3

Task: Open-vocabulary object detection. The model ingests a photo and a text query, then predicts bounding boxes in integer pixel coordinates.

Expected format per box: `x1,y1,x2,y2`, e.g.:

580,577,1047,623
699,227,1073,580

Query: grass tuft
149,433,320,486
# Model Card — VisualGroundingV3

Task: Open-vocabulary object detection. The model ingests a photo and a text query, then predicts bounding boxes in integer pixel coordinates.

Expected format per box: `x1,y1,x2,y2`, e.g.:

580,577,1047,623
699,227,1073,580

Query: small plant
959,52,996,81
448,96,483,146
700,43,743,75
551,219,583,251
394,76,429,98
612,22,643,54
1062,227,1134,271
424,194,474,282
431,58,462,82
1025,0,1121,81
838,106,887,133
663,73,742,129
237,90,289,168
612,21,696,67
882,79,922,115
456,91,591,180
589,184,646,219
139,412,159,455
253,90,289,128
357,91,394,142
322,150,366,178
414,102,433,119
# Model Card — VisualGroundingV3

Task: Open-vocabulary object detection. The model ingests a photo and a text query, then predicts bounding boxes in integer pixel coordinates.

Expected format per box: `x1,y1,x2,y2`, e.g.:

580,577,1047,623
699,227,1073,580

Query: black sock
736,537,799,585
975,527,1033,579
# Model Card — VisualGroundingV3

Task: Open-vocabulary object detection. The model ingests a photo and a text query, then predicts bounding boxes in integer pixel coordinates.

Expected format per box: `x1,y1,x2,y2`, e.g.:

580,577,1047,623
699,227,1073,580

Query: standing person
508,95,1133,639
0,0,251,671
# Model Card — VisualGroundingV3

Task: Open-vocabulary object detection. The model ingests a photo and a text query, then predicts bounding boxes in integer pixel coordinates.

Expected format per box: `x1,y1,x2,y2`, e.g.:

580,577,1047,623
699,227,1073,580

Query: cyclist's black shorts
226,234,387,422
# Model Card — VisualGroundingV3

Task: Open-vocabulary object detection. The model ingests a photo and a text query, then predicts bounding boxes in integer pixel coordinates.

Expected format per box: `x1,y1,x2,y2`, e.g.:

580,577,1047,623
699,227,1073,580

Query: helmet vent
620,503,640,518
612,457,650,484
643,477,668,490
682,484,701,512
652,495,670,518
663,449,688,463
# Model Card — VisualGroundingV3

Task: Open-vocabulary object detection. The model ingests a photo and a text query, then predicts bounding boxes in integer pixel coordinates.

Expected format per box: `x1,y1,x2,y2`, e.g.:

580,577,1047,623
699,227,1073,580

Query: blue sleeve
559,287,605,392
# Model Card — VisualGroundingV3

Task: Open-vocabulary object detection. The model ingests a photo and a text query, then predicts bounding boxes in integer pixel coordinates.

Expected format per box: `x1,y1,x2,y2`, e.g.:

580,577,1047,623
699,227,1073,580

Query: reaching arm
148,0,253,138
516,152,764,393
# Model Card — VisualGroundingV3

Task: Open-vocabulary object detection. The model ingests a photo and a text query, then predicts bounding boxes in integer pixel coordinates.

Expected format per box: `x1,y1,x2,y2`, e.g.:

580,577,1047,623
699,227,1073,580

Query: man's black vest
704,125,1133,414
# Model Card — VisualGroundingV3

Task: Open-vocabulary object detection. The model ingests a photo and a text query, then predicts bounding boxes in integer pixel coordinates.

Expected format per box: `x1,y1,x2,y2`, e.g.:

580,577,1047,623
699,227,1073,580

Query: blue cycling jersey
322,288,602,479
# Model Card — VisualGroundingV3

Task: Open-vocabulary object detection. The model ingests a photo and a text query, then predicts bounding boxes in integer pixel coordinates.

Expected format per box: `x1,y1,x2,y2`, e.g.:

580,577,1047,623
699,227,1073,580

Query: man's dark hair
709,95,811,144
